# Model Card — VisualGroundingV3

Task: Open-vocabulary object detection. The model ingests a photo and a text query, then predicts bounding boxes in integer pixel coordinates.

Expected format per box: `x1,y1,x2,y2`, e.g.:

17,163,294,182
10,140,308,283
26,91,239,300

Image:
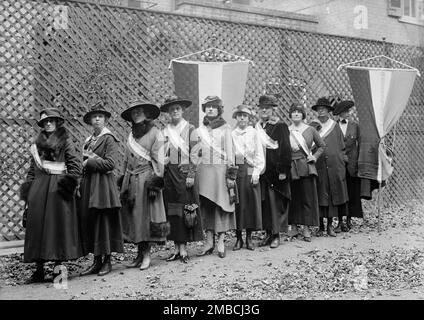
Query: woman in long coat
231,105,264,251
160,96,203,263
192,95,237,258
120,100,169,270
20,108,82,283
78,101,124,276
287,103,325,242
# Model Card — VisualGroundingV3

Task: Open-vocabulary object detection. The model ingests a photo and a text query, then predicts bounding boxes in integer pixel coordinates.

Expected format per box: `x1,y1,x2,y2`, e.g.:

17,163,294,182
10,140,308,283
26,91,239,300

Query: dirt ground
1,201,423,300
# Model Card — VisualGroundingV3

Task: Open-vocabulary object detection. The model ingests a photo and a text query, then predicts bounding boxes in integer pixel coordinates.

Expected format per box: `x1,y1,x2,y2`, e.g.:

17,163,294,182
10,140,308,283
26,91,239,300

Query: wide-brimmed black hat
333,100,354,116
83,101,112,125
37,108,65,127
121,99,160,122
160,95,192,113
311,97,335,112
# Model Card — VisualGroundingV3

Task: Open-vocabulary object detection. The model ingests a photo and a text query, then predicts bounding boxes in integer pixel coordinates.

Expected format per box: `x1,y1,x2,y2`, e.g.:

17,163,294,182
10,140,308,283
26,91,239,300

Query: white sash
255,122,278,149
163,119,190,158
319,119,337,140
232,128,253,166
290,129,311,157
83,127,114,159
127,132,152,162
198,125,228,161
29,144,67,175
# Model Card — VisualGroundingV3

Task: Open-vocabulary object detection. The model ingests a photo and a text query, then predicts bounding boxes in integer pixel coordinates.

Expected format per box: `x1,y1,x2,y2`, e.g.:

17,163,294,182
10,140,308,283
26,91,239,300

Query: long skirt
200,196,236,233
164,164,203,242
260,178,289,234
346,171,364,218
24,174,83,263
289,176,319,226
235,164,262,230
80,208,124,256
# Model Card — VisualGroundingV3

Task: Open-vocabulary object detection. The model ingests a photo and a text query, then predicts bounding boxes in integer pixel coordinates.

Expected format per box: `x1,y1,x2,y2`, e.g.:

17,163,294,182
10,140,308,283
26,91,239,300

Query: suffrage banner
347,67,417,183
172,60,250,127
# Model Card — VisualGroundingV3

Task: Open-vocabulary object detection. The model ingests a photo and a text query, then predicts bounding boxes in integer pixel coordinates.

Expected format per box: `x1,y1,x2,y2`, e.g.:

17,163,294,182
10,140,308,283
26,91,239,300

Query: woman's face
90,113,107,130
131,107,146,123
205,105,219,117
291,110,303,123
43,118,57,132
236,113,249,128
339,110,350,119
258,106,273,120
169,104,183,122
316,106,330,119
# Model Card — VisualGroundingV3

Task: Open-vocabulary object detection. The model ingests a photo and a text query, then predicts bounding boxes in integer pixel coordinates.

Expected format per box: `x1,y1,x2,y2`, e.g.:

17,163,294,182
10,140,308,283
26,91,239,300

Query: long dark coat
260,121,292,200
78,132,124,255
22,126,83,262
315,123,349,206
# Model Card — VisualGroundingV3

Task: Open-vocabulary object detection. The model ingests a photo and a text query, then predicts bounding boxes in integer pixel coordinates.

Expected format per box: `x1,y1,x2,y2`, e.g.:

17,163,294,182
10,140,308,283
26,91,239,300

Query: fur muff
57,175,78,201
35,126,69,161
145,174,164,192
20,181,32,201
150,221,171,238
225,165,239,181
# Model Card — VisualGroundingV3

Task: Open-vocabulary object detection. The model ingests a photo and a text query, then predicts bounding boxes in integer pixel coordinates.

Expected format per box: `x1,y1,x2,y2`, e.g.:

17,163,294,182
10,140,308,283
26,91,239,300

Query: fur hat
201,95,223,113
160,95,192,113
37,108,64,128
258,95,278,107
83,101,112,125
121,99,160,122
333,100,354,116
311,97,335,112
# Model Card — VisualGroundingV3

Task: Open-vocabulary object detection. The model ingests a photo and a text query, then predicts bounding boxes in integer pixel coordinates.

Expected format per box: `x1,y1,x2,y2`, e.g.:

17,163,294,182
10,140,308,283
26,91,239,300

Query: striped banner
347,66,417,182
172,60,250,127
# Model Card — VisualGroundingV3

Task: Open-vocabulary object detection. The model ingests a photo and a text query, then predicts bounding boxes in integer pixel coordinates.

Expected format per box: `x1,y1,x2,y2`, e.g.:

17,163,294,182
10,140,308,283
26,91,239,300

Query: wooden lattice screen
1,0,424,241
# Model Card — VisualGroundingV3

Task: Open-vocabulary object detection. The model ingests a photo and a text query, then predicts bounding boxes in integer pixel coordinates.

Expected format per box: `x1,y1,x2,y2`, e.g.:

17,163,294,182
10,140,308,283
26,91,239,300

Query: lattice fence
1,0,423,241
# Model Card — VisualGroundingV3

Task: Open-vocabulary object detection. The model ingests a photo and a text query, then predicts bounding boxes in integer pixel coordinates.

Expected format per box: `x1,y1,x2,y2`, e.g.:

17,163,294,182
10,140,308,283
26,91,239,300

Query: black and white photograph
0,0,424,308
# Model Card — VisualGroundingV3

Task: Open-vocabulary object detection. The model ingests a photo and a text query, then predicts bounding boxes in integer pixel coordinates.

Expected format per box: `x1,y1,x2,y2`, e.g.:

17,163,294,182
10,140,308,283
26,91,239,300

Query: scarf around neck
132,119,154,139
203,115,226,129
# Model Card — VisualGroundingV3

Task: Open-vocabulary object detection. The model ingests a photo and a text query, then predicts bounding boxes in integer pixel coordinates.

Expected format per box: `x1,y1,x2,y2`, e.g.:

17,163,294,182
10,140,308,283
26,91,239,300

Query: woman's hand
278,173,286,181
307,155,317,163
186,177,195,188
251,174,259,185
226,178,235,188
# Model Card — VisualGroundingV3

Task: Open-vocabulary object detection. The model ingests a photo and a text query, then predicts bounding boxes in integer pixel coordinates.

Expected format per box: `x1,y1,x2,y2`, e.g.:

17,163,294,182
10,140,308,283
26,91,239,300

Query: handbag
183,186,198,229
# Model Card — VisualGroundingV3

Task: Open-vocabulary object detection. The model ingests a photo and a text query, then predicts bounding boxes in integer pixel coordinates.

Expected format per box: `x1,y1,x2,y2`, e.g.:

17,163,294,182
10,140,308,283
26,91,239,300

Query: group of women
20,94,359,283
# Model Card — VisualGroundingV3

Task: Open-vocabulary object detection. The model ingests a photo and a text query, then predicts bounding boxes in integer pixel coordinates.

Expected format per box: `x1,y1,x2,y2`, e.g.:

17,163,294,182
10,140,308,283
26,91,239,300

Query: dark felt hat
311,97,335,112
121,99,160,122
37,108,64,127
83,101,112,125
258,95,278,107
160,95,192,113
333,100,354,116
201,95,223,112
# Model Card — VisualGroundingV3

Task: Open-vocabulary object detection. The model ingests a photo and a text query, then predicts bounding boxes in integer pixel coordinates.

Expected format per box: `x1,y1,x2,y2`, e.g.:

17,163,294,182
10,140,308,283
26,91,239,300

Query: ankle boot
270,234,280,248
26,262,45,283
259,231,272,247
346,217,353,230
126,243,143,268
233,230,243,251
334,220,343,233
198,230,215,256
316,219,325,237
327,221,337,237
217,232,226,258
98,255,112,276
80,255,102,276
245,230,254,251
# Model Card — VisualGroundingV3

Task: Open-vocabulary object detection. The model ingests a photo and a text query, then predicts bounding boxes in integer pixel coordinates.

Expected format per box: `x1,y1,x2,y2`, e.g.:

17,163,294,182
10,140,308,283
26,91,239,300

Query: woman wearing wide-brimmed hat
287,103,325,242
231,105,264,251
192,95,237,258
160,96,203,263
120,99,169,270
20,108,83,283
311,97,349,237
78,101,124,277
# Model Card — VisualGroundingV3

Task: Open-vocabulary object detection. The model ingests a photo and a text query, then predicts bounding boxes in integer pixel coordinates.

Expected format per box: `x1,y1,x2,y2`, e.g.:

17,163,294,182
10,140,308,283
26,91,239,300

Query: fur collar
132,119,155,139
35,126,69,161
203,116,226,129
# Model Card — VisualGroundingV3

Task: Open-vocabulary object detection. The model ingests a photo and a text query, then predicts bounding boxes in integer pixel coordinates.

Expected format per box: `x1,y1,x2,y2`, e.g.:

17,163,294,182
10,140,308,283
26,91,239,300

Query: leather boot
26,262,45,284
316,219,325,237
334,221,343,233
126,243,143,267
346,216,353,230
80,255,102,276
245,230,254,251
233,230,243,251
327,220,337,237
259,231,272,247
302,226,312,242
270,234,280,248
98,255,112,276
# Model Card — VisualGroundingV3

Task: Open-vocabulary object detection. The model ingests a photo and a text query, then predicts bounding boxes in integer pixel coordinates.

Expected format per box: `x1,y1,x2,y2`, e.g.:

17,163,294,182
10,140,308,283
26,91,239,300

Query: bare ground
1,201,424,300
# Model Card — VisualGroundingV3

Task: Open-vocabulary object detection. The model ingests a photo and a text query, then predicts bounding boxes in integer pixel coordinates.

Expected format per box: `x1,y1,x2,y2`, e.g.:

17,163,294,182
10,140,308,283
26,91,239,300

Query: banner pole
378,182,382,233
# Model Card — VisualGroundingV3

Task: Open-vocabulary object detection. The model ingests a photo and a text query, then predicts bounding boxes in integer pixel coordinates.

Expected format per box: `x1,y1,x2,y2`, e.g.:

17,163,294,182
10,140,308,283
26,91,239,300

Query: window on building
388,0,424,25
